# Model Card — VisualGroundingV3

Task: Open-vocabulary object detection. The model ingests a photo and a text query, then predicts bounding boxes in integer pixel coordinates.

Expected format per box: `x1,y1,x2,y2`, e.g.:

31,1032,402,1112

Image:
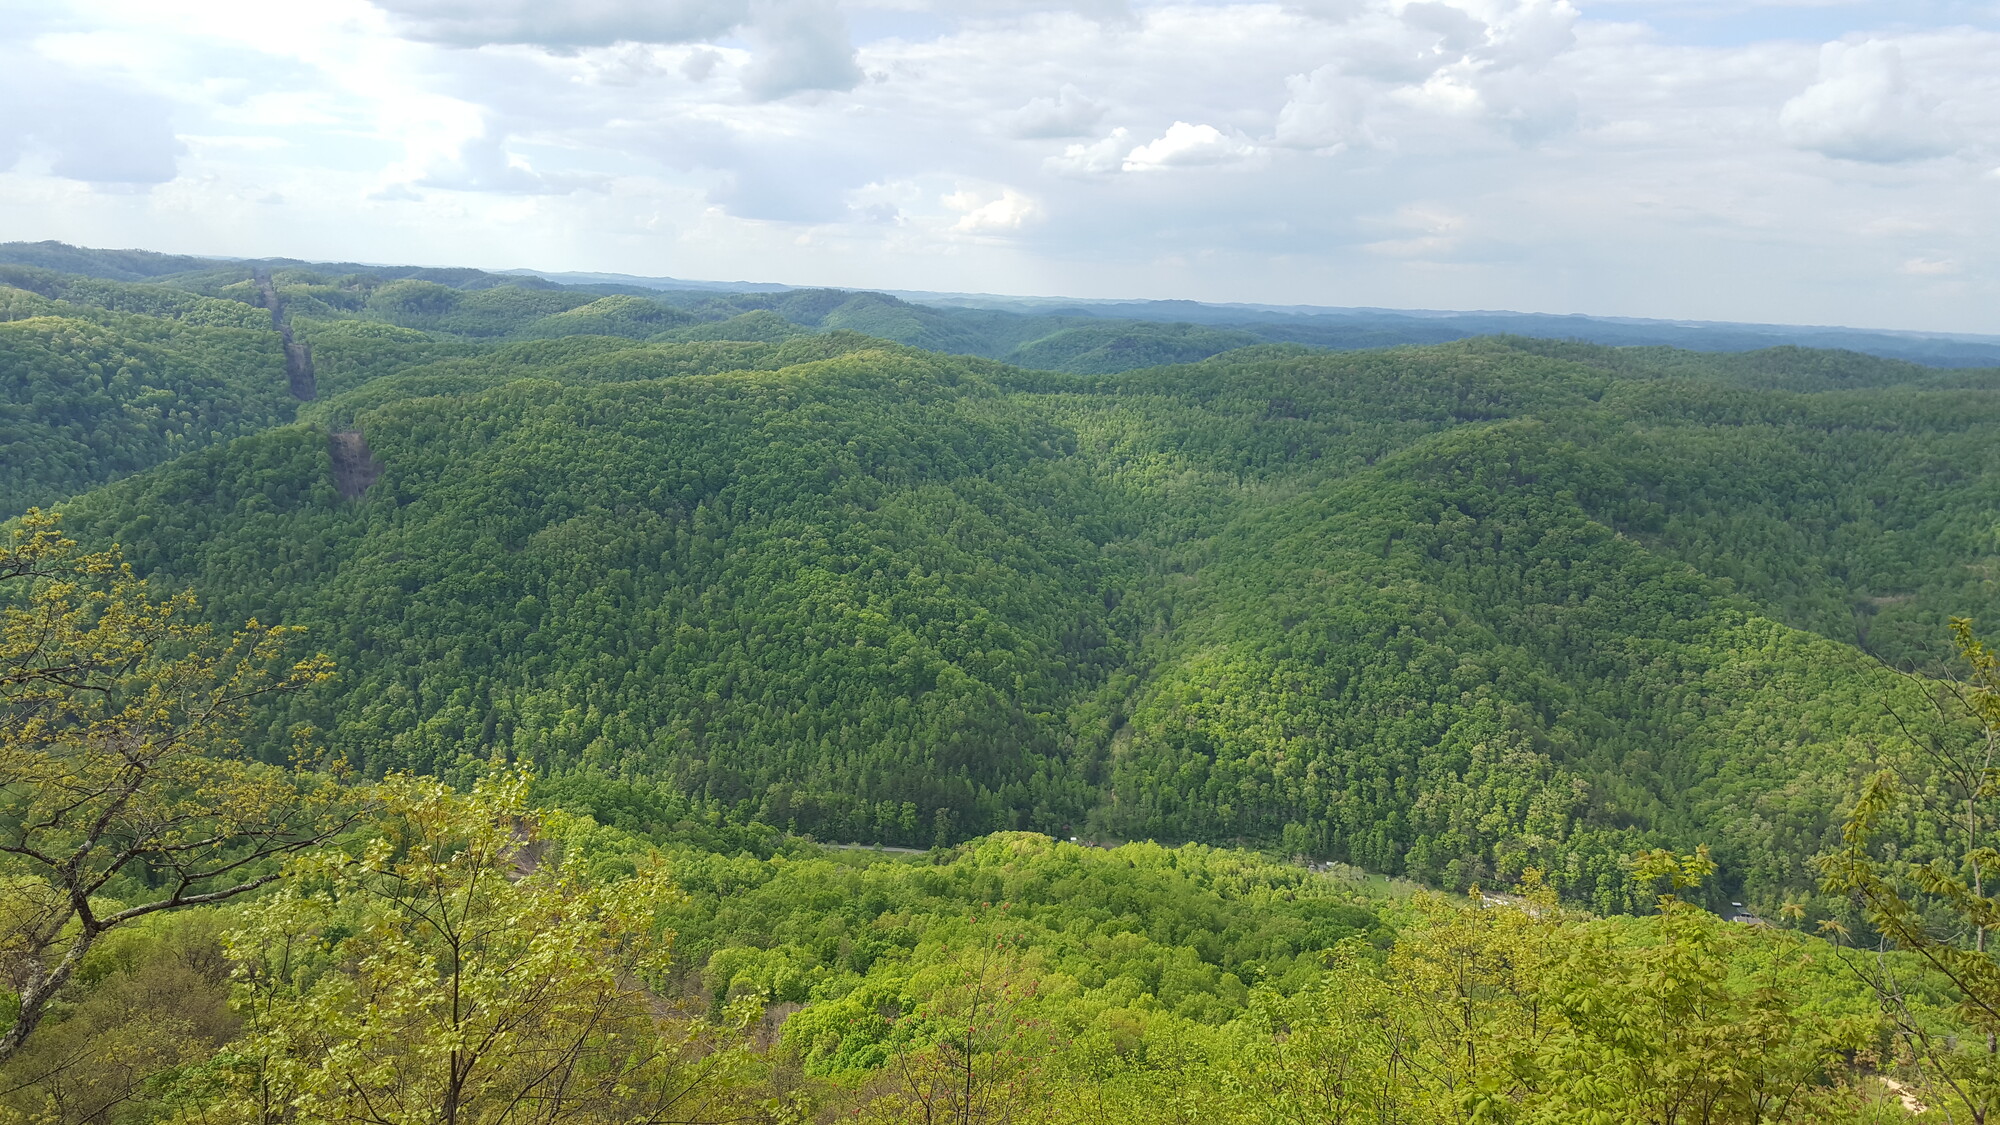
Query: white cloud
1272,0,1581,150
374,0,859,100
1779,40,1953,163
1363,204,1466,259
1045,128,1130,176
1476,0,1578,71
853,0,1134,20
3,0,1999,333
1286,0,1367,19
681,48,723,81
411,130,607,194
1001,84,1104,139
1122,122,1255,171
1274,66,1372,151
945,185,1040,232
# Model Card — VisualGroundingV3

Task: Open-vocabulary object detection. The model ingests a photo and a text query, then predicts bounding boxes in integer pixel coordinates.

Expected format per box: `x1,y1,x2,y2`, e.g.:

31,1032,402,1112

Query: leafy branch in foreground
1818,619,2000,1123
0,510,347,1063
200,770,760,1125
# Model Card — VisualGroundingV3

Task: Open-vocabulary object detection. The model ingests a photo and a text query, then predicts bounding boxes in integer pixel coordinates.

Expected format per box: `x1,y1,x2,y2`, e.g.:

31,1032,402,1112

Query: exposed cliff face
284,340,316,400
258,272,373,497
327,430,381,499
255,269,317,401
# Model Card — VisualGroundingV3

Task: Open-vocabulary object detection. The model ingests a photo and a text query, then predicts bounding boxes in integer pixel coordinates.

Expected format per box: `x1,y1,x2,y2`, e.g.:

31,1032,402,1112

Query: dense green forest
0,514,1968,1121
12,250,2000,1119
0,268,294,512
8,254,1998,915
0,252,1416,515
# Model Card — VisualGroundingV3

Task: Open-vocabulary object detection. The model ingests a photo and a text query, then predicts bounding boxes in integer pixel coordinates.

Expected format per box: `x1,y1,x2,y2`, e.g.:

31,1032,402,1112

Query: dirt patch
328,430,382,500
1877,1076,1926,1114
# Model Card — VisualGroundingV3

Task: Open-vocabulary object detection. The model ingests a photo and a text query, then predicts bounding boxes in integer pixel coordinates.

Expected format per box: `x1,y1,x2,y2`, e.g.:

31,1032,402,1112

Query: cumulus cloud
1274,0,1580,149
1401,2,1486,56
1476,0,1577,70
6,0,2000,333
1900,256,1959,276
1001,85,1105,139
1274,67,1372,151
1044,128,1130,176
865,0,1134,20
1123,122,1255,171
1363,205,1466,259
682,48,723,81
945,185,1041,232
1780,40,1953,163
410,130,606,194
703,130,882,221
1286,0,1368,21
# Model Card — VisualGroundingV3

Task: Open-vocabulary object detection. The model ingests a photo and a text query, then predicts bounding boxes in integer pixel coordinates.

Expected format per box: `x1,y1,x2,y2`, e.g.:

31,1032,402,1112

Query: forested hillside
7,264,1990,918
0,510,1960,1119
10,251,2000,917
0,267,294,511
16,249,2000,1121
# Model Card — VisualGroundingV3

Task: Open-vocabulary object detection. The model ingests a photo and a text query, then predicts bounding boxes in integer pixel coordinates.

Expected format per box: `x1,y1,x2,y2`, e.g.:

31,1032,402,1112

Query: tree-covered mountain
19,247,2000,1121
14,238,2000,374
19,282,1997,918
0,267,294,512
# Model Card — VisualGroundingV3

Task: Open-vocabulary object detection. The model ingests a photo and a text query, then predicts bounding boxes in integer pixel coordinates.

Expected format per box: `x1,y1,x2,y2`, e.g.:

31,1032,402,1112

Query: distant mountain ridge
8,240,1998,368
510,266,2000,369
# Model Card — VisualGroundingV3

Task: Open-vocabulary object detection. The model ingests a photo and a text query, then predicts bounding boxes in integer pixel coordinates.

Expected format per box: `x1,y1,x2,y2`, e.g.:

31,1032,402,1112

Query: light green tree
1534,849,1861,1124
1818,619,2000,1123
1,510,342,1063
195,769,756,1125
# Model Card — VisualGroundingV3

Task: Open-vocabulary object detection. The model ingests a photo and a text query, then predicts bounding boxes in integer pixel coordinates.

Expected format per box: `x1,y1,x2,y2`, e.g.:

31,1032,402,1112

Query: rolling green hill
21,253,2000,1119
13,253,2000,917
0,268,295,512
21,309,1996,918
1002,322,1264,373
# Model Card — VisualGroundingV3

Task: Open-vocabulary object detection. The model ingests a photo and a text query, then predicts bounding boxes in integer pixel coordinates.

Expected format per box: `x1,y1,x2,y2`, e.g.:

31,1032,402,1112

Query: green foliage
658,310,807,343
1003,322,1263,373
15,253,2000,1120
1816,621,2000,1123
0,268,271,329
192,770,762,1125
0,284,293,512
0,241,221,281
0,911,240,1125
645,832,1389,1025
35,327,2000,918
289,318,483,399
0,510,344,1062
64,346,1121,846
363,281,602,336
516,295,699,339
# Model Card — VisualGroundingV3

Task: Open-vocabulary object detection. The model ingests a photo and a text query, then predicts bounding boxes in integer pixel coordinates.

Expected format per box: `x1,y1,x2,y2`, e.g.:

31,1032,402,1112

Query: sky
1,0,1996,333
